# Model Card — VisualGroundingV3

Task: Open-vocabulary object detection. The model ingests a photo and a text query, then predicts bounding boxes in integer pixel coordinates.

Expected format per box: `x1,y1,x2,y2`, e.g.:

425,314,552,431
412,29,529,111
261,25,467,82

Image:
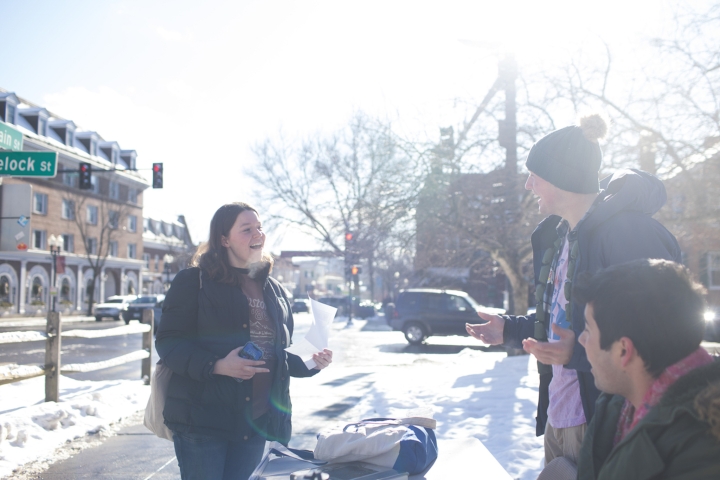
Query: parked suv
94,295,137,322
121,295,165,325
389,289,505,345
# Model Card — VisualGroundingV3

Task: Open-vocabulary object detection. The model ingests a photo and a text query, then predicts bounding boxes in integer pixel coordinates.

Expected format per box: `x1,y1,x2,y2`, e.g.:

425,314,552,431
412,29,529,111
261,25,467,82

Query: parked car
317,296,376,319
292,299,310,313
94,295,137,322
121,295,165,326
388,288,505,345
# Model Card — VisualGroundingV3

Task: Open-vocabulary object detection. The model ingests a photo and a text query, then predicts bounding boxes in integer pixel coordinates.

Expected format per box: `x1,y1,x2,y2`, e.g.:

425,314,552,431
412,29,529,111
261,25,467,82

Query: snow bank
0,376,149,479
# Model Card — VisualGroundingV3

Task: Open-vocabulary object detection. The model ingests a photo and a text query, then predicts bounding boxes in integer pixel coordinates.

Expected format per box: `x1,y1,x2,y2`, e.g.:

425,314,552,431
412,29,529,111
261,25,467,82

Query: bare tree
249,114,424,299
63,190,132,315
413,57,555,314
543,3,720,177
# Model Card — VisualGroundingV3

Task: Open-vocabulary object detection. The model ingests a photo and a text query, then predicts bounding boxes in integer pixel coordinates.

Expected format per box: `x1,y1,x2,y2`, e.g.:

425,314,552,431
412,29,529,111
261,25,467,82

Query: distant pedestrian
466,114,681,467
156,202,333,480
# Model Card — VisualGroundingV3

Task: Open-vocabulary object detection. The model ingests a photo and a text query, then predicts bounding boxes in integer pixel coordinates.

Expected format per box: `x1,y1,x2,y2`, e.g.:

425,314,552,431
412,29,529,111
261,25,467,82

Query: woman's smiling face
221,210,265,268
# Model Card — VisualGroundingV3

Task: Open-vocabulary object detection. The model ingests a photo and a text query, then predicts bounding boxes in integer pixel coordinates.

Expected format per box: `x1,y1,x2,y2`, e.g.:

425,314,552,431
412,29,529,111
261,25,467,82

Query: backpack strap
199,269,203,290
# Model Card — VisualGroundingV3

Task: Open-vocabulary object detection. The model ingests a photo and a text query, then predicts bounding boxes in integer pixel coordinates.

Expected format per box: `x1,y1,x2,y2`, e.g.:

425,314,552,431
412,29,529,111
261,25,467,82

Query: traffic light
351,265,361,277
344,231,355,250
152,163,163,189
79,162,92,190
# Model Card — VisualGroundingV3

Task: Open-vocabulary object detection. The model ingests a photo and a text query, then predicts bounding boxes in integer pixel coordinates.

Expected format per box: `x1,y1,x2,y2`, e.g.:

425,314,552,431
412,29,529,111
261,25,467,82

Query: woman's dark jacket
502,169,682,436
155,267,318,444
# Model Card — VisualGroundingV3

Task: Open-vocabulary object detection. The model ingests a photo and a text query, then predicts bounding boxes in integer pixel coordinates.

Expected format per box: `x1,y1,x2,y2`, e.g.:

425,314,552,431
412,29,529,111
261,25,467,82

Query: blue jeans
173,431,267,480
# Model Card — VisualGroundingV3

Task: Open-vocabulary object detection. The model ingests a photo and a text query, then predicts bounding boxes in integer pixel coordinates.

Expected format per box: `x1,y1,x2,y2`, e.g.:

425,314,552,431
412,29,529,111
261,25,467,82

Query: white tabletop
409,438,513,480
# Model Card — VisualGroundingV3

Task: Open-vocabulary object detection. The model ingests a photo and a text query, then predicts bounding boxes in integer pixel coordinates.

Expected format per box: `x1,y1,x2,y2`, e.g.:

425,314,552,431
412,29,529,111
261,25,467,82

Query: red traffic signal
152,162,163,189
345,232,354,242
351,265,361,276
79,162,92,190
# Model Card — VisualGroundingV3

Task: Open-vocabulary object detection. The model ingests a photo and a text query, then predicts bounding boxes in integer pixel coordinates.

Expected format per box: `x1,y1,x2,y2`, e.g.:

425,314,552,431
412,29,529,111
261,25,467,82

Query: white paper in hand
284,297,336,369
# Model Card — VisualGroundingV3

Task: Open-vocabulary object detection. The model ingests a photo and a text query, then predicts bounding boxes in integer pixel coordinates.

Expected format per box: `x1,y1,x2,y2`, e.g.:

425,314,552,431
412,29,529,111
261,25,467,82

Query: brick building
141,216,195,295
0,90,150,315
657,157,720,312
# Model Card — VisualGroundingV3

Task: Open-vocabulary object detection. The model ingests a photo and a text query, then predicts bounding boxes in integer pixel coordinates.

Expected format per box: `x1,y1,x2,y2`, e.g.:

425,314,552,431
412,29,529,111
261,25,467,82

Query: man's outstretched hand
465,311,505,345
522,323,575,365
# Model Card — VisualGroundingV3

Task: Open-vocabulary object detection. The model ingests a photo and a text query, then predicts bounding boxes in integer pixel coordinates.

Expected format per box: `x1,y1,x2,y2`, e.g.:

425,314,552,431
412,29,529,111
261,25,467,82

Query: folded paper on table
285,297,336,368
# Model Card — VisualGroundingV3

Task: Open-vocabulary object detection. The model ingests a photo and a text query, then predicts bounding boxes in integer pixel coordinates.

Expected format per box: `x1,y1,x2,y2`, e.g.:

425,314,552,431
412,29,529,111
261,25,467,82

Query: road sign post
0,152,57,177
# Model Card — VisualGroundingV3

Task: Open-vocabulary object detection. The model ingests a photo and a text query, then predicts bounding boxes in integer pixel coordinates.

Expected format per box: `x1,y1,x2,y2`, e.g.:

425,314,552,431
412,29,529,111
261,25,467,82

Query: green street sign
0,121,23,151
0,151,57,177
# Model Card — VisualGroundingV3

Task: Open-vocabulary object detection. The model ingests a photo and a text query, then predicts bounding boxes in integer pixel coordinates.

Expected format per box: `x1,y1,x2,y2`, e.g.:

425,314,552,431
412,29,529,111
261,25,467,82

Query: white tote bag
143,359,174,441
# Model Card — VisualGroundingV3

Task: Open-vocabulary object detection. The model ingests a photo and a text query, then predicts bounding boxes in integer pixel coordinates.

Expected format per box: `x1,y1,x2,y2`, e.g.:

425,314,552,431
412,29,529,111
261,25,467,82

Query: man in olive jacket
571,260,720,480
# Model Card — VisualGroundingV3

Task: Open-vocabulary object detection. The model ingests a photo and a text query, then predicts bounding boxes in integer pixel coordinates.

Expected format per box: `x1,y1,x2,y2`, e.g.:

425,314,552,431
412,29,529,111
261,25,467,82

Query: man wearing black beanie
466,114,681,470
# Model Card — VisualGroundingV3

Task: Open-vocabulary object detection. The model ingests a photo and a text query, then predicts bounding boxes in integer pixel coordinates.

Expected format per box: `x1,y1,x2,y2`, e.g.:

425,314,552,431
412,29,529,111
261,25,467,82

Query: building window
86,205,98,225
0,275,11,304
37,117,46,136
127,215,137,233
109,241,118,257
62,234,74,253
62,169,76,187
709,252,720,289
5,103,16,124
143,253,150,269
33,230,46,249
66,129,74,147
109,181,119,200
33,192,48,215
154,255,160,272
86,237,97,255
128,188,138,204
90,176,99,194
109,210,119,229
61,199,75,220
128,243,137,259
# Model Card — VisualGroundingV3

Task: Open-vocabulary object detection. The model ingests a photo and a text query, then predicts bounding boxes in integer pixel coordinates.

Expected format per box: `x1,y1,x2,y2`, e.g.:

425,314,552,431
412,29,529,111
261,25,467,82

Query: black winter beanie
525,114,608,194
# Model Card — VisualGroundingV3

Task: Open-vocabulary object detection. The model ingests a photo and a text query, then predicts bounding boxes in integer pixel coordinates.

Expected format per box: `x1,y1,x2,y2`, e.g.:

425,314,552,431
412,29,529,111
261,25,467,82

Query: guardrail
0,309,154,402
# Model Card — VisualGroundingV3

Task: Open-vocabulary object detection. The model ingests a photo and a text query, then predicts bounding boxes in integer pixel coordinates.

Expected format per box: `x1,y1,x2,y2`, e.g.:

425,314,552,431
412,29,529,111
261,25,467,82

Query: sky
0,0,682,251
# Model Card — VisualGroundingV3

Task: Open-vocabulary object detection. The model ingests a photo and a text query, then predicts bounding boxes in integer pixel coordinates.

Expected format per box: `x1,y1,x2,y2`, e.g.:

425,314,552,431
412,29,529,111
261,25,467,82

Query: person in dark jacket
569,259,720,480
156,202,333,480
466,114,681,467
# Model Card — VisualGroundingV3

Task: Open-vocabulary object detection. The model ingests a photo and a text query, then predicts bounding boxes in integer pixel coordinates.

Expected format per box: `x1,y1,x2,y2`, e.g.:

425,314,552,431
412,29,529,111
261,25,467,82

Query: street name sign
0,121,23,151
0,151,57,177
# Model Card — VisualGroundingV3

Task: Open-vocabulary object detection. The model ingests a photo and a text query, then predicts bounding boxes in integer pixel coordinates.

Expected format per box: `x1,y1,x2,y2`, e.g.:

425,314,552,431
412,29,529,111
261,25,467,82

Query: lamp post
163,254,174,291
48,235,63,312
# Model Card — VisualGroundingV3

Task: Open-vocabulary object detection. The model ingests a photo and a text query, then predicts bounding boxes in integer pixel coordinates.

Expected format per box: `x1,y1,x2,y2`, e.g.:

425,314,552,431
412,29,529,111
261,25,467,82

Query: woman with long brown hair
156,202,332,480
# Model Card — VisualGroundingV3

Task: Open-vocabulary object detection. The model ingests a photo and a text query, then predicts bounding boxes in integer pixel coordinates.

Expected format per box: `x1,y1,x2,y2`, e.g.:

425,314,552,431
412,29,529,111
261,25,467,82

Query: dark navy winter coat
155,267,317,444
503,169,681,436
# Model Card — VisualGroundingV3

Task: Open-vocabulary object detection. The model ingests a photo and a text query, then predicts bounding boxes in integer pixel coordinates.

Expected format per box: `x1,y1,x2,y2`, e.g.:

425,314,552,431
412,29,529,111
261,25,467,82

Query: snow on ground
290,341,545,480
0,376,150,479
0,315,545,480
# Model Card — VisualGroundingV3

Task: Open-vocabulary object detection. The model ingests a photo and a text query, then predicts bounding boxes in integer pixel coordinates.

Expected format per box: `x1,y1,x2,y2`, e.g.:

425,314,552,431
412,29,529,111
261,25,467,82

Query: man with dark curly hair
567,259,720,480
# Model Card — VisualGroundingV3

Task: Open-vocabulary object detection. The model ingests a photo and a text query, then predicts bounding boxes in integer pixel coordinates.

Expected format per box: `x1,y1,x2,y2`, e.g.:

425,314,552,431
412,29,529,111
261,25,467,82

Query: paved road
0,317,159,383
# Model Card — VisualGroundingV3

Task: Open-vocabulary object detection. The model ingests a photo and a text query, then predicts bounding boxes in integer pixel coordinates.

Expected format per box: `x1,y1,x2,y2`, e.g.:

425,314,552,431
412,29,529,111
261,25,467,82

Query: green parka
578,360,720,480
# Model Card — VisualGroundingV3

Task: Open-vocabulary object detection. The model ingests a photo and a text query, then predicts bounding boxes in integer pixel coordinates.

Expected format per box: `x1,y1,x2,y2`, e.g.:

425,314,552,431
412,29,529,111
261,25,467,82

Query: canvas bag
144,270,204,441
314,417,438,475
143,359,174,440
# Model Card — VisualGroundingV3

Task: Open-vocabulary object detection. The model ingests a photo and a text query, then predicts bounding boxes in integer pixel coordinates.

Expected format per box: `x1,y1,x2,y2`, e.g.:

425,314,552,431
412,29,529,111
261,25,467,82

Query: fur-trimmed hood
660,359,720,441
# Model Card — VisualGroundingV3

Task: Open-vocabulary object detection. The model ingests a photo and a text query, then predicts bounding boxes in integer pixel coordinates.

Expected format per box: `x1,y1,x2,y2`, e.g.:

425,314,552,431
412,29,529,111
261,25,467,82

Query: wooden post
45,311,61,402
141,308,154,385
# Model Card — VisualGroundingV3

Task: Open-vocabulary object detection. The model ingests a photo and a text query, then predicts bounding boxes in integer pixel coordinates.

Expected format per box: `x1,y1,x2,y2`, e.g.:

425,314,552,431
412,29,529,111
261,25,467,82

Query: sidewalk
29,420,179,480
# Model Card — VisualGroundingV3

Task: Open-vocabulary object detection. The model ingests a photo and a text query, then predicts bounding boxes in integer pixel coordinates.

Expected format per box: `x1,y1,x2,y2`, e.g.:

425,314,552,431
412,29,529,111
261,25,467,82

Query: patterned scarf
614,347,714,445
